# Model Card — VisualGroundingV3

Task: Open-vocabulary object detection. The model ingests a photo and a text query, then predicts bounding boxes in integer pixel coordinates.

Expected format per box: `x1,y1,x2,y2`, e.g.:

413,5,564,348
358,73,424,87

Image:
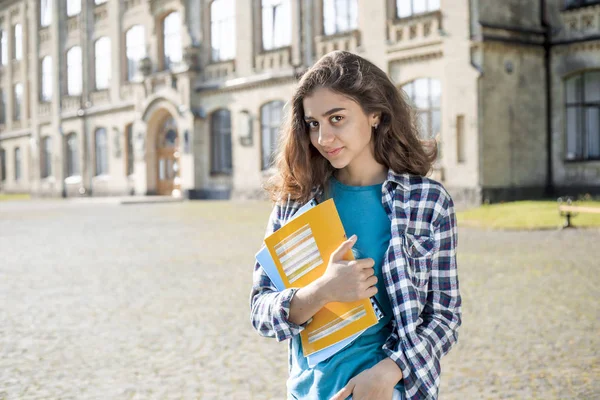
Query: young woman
250,51,462,400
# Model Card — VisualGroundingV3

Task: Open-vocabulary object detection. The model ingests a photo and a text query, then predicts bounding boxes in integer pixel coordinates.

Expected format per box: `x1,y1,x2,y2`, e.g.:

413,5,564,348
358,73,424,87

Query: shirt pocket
403,233,435,288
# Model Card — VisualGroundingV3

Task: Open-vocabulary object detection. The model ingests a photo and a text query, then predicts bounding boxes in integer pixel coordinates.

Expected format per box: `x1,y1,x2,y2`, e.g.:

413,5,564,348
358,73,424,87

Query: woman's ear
370,113,382,128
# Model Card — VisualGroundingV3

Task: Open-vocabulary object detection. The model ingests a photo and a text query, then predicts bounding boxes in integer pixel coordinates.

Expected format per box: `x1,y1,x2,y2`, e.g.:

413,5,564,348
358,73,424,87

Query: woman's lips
326,147,343,156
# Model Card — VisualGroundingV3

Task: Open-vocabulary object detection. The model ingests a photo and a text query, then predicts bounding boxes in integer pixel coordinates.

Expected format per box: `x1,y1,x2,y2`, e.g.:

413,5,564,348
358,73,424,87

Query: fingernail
350,234,357,241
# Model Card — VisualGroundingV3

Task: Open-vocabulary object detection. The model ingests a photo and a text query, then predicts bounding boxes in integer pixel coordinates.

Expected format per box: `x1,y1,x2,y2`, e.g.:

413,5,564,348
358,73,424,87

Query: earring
373,124,379,129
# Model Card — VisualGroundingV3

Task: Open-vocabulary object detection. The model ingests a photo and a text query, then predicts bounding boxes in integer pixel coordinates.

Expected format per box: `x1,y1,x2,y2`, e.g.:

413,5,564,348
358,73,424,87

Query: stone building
0,0,598,205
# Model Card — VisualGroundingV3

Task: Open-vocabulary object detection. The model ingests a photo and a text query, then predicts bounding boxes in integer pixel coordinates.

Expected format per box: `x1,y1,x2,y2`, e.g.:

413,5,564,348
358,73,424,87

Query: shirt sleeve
249,204,310,342
385,192,462,400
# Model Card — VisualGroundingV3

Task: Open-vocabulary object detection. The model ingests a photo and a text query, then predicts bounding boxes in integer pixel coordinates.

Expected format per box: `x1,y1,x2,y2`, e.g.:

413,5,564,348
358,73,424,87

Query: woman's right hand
317,235,378,303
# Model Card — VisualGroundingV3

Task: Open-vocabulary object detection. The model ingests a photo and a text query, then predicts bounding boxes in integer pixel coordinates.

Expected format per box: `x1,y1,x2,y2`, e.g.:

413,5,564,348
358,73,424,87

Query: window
41,137,52,178
66,133,79,176
565,71,600,161
67,46,82,95
14,24,22,60
125,124,134,175
0,90,5,125
564,0,600,10
95,128,108,175
94,37,111,90
0,148,5,182
1,29,7,66
262,0,291,51
41,0,52,27
126,25,145,81
211,0,236,62
402,78,441,140
41,56,52,102
67,0,81,17
163,12,182,70
211,109,232,174
14,147,21,181
13,83,23,121
261,101,284,169
323,0,357,36
396,0,440,18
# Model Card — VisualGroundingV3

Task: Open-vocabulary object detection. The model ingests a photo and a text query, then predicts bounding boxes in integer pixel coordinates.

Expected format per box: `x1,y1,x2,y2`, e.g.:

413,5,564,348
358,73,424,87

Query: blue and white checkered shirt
250,170,462,400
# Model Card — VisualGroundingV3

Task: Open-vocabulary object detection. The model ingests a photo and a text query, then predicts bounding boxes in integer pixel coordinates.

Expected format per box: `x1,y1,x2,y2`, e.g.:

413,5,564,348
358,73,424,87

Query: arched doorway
156,117,181,195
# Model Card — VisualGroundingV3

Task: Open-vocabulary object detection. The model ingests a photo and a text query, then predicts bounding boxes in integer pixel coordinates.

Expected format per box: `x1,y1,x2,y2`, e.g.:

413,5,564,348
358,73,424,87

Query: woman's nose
318,127,335,146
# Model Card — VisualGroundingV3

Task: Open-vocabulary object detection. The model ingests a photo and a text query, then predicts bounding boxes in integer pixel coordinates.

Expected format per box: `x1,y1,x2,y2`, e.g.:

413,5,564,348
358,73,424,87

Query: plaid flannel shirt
250,170,462,400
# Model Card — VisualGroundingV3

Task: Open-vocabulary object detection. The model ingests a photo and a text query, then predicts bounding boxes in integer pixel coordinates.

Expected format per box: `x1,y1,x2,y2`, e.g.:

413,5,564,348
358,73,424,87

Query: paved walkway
0,200,598,399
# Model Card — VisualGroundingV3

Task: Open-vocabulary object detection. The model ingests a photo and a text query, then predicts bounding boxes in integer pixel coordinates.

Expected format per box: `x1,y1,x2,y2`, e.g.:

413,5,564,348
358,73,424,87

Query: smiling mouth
325,147,344,156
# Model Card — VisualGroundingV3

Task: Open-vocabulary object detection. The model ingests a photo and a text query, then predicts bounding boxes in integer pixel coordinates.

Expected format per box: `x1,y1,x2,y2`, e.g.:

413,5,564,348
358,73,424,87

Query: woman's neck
335,162,387,187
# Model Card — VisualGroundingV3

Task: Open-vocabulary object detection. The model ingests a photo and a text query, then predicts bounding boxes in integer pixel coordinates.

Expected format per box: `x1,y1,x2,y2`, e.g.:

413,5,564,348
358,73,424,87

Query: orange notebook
263,199,378,356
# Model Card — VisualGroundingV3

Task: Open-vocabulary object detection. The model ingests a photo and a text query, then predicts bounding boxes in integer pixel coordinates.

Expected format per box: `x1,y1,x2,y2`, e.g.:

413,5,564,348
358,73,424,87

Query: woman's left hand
330,358,403,400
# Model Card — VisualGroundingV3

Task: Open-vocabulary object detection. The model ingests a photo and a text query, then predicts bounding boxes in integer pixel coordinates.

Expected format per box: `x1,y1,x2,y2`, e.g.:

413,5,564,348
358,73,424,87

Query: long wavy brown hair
265,50,437,204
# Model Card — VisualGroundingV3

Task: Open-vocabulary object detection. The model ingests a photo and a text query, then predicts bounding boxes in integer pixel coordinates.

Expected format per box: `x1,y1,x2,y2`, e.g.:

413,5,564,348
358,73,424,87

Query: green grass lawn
0,193,31,202
457,200,600,230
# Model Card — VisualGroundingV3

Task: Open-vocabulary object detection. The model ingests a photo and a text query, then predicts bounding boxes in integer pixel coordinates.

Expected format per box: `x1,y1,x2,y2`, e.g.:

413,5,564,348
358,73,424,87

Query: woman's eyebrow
304,107,347,120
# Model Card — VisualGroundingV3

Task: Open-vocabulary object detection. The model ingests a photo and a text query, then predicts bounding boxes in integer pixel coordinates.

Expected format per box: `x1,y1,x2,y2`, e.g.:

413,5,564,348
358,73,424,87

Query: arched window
41,56,52,102
95,128,108,175
67,46,82,95
565,71,600,160
66,133,79,177
95,37,111,90
211,0,236,61
261,0,291,50
261,100,285,170
163,12,182,69
126,25,145,81
396,0,440,18
323,0,357,36
211,109,232,174
402,78,441,140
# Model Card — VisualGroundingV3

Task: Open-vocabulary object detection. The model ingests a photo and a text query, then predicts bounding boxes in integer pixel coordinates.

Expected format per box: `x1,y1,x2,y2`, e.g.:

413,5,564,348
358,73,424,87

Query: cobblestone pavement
0,199,598,400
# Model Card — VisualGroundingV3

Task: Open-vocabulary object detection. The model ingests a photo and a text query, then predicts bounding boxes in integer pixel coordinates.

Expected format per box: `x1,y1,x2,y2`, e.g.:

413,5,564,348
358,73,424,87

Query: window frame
14,147,21,181
260,100,285,170
126,25,146,81
322,0,358,36
210,0,236,62
41,56,53,102
261,0,292,51
95,128,109,176
564,71,600,162
395,0,441,19
41,136,52,179
13,24,22,61
66,0,81,17
162,11,183,70
94,37,111,90
401,78,442,142
41,0,53,28
210,109,233,175
13,83,23,121
67,46,83,96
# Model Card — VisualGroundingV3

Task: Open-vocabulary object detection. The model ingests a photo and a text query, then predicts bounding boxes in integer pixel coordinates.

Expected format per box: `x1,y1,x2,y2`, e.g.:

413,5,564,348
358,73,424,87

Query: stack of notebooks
255,198,384,367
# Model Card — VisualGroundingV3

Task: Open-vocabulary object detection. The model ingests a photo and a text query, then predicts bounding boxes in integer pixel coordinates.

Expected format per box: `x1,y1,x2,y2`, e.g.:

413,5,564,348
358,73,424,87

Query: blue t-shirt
287,176,404,399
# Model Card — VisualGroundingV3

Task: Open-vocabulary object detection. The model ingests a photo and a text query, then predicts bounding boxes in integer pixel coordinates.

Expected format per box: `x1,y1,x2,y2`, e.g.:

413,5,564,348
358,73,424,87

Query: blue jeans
348,387,404,400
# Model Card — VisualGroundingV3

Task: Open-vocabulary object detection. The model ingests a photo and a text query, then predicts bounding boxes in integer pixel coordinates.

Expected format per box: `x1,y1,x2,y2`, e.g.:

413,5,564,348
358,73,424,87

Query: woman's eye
331,116,343,123
307,121,319,130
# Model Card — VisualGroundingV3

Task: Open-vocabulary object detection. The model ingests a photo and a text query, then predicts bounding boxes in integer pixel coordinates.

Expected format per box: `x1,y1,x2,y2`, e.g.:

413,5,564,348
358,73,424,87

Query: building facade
0,0,598,205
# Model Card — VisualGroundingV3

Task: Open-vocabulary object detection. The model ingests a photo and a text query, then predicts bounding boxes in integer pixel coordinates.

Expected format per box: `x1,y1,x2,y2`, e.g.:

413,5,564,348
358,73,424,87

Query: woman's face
302,87,380,171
